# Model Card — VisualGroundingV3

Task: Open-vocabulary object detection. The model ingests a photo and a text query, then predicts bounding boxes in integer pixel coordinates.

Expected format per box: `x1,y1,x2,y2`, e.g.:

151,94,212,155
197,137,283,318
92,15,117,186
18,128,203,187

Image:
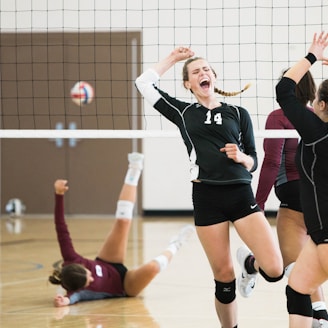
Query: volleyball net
1,0,327,139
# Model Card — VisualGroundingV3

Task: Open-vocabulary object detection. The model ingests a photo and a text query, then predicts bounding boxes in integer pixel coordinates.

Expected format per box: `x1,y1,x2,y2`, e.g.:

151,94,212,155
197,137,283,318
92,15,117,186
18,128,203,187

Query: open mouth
200,79,210,89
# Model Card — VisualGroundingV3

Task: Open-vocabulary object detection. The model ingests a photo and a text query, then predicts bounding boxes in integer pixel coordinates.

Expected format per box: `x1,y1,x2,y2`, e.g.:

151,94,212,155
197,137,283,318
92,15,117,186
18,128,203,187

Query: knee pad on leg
115,200,134,219
214,279,236,304
286,285,312,317
259,268,284,282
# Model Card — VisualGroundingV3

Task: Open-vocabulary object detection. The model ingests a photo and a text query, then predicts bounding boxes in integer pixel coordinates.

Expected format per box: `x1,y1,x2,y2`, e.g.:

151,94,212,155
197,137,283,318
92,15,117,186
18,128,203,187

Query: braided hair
214,83,251,97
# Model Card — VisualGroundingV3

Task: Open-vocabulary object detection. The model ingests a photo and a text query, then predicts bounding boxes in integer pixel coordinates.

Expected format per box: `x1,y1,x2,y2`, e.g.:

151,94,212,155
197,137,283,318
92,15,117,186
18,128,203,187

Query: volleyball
70,81,94,106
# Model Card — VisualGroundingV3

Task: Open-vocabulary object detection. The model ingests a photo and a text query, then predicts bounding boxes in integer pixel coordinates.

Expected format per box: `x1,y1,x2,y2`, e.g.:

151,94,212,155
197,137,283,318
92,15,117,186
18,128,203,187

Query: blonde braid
214,83,251,97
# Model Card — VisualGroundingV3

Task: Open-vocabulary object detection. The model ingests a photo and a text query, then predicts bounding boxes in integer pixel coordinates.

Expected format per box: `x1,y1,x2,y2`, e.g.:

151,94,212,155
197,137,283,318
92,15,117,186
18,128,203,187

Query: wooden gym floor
1,214,327,327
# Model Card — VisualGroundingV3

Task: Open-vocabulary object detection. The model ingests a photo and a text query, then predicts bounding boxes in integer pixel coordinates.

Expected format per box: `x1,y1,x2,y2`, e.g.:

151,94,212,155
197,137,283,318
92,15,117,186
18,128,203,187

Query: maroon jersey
55,194,126,304
256,108,302,210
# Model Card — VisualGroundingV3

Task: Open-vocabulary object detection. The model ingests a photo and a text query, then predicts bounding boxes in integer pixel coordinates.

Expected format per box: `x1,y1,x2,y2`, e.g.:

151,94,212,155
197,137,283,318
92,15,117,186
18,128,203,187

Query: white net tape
0,129,299,139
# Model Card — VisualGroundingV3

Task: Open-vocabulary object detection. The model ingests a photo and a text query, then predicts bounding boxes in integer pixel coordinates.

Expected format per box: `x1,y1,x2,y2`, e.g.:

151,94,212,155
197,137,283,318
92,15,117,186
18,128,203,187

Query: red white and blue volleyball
70,81,94,106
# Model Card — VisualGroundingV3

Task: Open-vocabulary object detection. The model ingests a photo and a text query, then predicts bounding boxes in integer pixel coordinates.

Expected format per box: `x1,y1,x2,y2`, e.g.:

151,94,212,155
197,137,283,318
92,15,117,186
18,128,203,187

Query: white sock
165,225,195,256
313,301,328,311
124,168,141,186
166,243,179,255
284,262,295,278
153,255,169,272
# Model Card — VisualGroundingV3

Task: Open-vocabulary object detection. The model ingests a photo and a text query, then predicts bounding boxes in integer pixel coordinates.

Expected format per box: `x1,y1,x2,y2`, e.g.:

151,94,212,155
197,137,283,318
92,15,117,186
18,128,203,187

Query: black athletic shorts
192,182,260,226
95,257,128,282
274,180,302,212
309,229,328,245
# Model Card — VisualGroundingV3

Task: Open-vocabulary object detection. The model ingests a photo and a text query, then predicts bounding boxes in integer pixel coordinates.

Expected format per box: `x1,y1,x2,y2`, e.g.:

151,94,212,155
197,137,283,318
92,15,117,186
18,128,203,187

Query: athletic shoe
128,152,144,170
169,224,196,252
236,245,258,298
312,311,328,328
313,318,320,328
312,318,328,328
313,307,328,328
319,319,328,328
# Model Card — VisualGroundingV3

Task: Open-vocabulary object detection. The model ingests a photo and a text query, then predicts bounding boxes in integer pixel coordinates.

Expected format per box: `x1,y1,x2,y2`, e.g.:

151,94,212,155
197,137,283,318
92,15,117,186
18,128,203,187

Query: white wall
142,128,279,211
1,0,326,212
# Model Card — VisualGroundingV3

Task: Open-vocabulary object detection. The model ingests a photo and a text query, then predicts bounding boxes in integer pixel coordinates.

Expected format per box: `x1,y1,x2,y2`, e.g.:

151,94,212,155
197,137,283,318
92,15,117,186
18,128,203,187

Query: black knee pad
214,279,236,304
259,268,284,282
286,285,312,317
313,309,328,321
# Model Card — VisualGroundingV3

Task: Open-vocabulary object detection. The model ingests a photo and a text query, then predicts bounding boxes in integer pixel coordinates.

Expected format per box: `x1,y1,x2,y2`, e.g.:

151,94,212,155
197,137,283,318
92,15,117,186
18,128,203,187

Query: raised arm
283,32,328,83
135,47,194,107
152,47,194,77
54,179,81,262
276,32,328,143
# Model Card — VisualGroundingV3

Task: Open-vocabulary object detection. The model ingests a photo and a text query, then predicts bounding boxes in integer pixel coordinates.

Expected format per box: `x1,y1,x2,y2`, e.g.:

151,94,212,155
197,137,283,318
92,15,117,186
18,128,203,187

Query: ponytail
48,268,62,285
48,263,87,291
214,83,251,97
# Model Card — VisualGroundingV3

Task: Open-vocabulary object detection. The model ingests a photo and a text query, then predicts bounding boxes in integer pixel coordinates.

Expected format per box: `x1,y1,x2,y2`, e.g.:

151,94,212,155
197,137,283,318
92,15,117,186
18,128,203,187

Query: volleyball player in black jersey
276,31,328,328
136,48,284,328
